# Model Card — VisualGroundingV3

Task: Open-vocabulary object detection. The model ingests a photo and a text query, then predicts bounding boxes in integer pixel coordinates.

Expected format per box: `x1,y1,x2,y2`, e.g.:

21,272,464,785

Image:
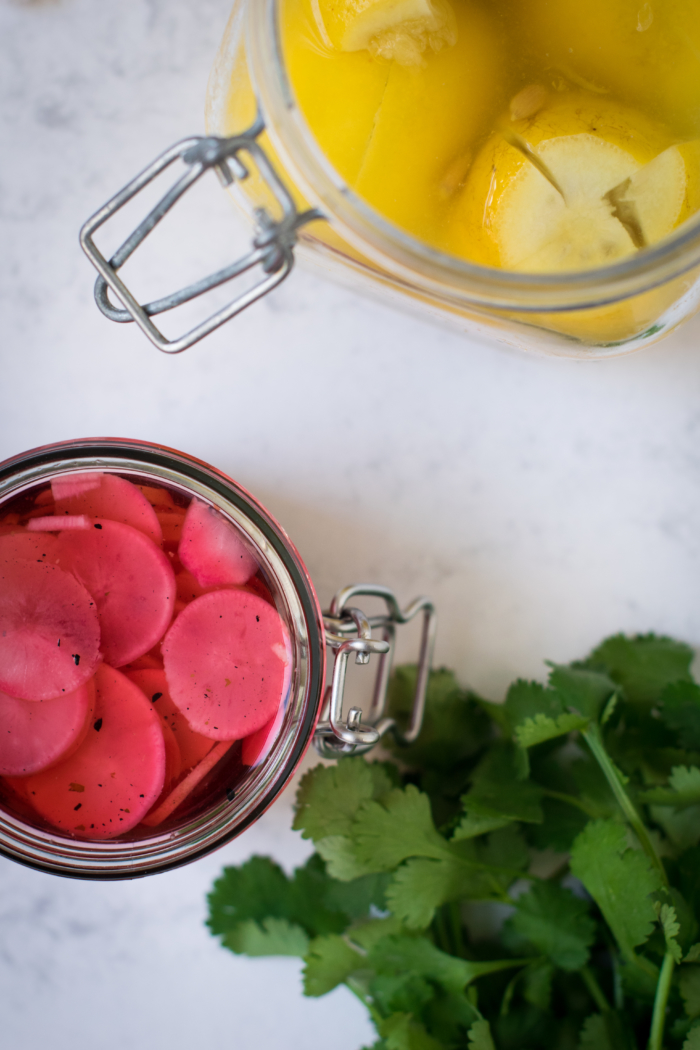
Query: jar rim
218,0,700,315
0,438,325,880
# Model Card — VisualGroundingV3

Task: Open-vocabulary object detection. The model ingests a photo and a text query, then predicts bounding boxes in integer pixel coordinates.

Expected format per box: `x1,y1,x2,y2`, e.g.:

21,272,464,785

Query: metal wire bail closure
79,113,322,354
314,585,437,758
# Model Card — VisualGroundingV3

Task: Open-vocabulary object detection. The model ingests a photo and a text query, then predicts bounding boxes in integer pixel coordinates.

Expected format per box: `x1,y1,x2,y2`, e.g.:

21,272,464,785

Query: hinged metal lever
79,113,322,354
314,585,437,758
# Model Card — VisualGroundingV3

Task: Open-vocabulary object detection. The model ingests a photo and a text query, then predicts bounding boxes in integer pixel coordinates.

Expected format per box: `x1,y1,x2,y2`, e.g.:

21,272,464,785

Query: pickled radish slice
242,704,285,767
0,559,100,701
0,679,95,776
126,668,214,771
19,664,166,839
28,515,89,531
0,532,60,563
175,569,213,604
54,473,162,545
56,519,176,667
51,472,102,500
162,590,289,740
179,499,257,587
140,740,234,827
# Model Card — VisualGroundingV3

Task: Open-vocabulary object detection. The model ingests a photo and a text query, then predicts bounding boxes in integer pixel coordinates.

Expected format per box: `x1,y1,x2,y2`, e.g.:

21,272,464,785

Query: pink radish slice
56,519,176,668
179,498,258,587
126,668,214,771
51,472,102,500
0,679,95,776
19,664,166,839
242,705,285,767
0,532,60,563
0,559,101,701
162,589,290,741
140,739,234,827
241,622,292,765
54,473,163,546
28,515,89,531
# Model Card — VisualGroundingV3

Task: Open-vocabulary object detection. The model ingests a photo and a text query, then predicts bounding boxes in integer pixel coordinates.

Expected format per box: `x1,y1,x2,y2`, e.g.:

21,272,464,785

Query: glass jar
0,438,434,880
201,0,700,358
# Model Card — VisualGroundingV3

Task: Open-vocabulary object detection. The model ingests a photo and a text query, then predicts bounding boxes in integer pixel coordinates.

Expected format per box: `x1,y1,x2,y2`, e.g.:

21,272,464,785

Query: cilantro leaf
640,766,700,808
466,1019,496,1050
584,634,693,706
377,1013,445,1050
516,711,589,749
303,934,364,996
660,682,700,749
294,759,395,841
522,961,554,1011
570,819,663,960
526,798,589,853
386,666,491,771
452,811,512,841
685,1029,700,1050
370,972,434,1017
324,871,391,920
687,945,700,963
386,858,494,929
578,1013,635,1050
348,915,406,951
548,664,616,721
316,835,380,880
223,917,309,957
368,935,532,995
650,804,700,850
507,882,596,970
206,855,347,944
464,743,543,824
504,680,563,731
680,967,700,1018
207,856,290,933
352,785,455,872
655,902,683,963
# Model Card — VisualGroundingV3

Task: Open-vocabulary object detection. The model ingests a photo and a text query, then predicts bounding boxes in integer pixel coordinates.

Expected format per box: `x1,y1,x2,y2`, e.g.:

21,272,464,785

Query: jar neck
241,0,700,315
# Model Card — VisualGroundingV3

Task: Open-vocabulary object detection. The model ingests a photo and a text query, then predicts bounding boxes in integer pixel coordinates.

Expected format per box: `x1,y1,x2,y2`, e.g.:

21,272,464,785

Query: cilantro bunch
207,634,700,1050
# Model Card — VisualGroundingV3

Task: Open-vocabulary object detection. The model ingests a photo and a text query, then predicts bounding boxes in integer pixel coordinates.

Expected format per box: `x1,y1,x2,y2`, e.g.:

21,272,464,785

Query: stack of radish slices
0,473,291,840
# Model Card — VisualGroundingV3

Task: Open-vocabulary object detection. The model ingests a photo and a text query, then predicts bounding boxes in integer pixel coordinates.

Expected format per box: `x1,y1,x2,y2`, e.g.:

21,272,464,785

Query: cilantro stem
581,966,611,1013
648,951,675,1050
583,726,668,888
540,788,600,819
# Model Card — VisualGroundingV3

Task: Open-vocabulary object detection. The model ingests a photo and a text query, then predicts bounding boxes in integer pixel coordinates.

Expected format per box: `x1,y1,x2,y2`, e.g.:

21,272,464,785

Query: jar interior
279,0,700,275
0,443,323,878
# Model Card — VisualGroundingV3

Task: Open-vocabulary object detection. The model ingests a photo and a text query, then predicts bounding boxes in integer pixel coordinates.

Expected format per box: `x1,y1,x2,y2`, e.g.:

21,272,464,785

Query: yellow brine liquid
282,0,700,274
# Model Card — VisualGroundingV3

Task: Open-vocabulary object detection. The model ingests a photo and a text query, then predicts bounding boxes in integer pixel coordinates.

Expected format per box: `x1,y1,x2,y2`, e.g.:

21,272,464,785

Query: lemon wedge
451,94,699,272
316,0,456,64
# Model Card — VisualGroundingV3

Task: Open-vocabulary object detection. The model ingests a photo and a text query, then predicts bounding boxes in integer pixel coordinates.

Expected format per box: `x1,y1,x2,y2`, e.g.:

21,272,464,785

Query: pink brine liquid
0,471,292,841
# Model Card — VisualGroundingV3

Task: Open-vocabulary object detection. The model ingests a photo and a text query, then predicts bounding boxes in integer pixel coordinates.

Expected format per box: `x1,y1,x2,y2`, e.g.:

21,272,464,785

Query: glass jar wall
205,0,700,357
0,439,325,879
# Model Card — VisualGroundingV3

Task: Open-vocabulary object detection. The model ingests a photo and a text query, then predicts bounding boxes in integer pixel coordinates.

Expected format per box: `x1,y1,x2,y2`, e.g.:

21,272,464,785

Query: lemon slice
451,94,697,272
316,0,456,64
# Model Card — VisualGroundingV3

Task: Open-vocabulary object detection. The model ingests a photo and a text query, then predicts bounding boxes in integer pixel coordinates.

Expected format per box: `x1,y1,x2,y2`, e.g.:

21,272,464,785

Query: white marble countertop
1,1,699,1047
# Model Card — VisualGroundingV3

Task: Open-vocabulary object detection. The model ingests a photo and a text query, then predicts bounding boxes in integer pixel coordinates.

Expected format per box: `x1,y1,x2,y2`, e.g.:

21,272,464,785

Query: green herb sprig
207,633,700,1050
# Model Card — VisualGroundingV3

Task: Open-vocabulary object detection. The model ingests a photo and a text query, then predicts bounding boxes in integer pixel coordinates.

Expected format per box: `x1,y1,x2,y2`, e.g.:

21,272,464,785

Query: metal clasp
314,585,437,758
79,113,322,354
